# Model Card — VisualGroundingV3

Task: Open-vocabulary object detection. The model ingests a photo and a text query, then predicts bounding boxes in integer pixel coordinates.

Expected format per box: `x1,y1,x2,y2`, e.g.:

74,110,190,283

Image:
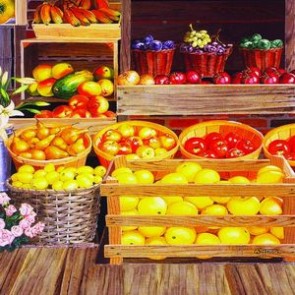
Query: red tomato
184,137,206,155
224,132,241,149
201,150,219,159
204,132,223,147
68,94,90,109
34,110,53,118
52,105,73,118
288,135,295,153
267,139,290,156
226,147,246,158
210,138,229,158
236,139,255,155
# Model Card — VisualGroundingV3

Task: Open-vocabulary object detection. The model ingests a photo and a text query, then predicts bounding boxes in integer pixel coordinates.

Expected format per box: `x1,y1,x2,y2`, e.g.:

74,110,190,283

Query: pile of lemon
10,163,106,191
110,162,286,259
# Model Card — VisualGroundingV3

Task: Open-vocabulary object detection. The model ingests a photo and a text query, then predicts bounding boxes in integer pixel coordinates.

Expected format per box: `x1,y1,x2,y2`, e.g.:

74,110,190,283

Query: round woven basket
131,49,175,76
263,123,295,167
7,182,101,245
6,124,92,170
182,47,233,78
179,120,263,161
92,120,179,168
239,47,283,70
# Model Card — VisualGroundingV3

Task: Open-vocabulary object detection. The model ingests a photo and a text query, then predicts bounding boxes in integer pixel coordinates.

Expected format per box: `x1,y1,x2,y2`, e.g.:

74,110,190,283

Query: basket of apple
6,121,92,170
179,120,263,161
131,35,176,76
179,25,233,77
239,33,283,70
92,120,179,168
7,162,107,245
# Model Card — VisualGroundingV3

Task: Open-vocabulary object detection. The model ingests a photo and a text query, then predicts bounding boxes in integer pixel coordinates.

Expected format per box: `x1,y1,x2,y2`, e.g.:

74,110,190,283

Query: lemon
201,204,228,215
252,233,281,245
12,181,24,188
18,164,35,174
270,227,284,239
145,237,167,260
256,170,284,184
165,226,196,245
31,177,49,190
134,169,154,184
218,227,250,245
33,169,47,178
259,197,283,215
60,169,76,182
62,179,79,191
211,180,232,204
111,167,133,178
45,171,60,185
257,165,283,176
248,226,269,236
138,226,166,238
57,166,65,173
76,174,93,189
176,161,203,182
161,195,183,205
44,163,55,173
15,172,33,184
194,169,220,184
52,180,64,191
93,175,103,184
137,197,167,215
121,209,138,231
121,230,145,245
115,172,138,184
196,233,221,245
166,201,198,215
94,165,107,177
228,176,251,184
77,165,94,175
184,196,213,210
161,172,188,184
120,196,139,211
227,197,260,215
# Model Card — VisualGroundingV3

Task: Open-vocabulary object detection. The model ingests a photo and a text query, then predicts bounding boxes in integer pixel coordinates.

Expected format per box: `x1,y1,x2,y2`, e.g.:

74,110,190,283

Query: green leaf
12,77,36,85
16,108,41,114
12,85,28,95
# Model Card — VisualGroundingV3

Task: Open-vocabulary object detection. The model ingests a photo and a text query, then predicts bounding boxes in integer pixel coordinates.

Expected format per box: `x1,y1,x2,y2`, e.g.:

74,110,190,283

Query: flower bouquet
0,192,44,251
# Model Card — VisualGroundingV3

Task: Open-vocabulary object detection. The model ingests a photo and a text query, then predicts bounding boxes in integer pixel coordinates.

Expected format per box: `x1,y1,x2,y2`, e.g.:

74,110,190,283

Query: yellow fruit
52,180,64,191
12,181,23,188
0,0,15,24
218,227,250,245
248,226,269,236
60,169,76,182
33,169,47,178
138,226,166,238
257,165,283,176
134,169,154,184
211,180,232,204
76,174,93,189
161,195,183,206
165,226,196,245
111,167,133,178
18,164,35,174
45,171,60,185
228,176,251,184
252,233,281,245
270,227,284,239
201,204,228,215
226,197,260,215
161,172,188,184
121,209,138,231
145,237,167,260
256,170,284,184
195,233,221,259
76,165,94,175
166,201,198,215
44,163,55,173
175,161,203,182
115,172,138,184
31,177,49,190
121,230,145,245
15,172,33,184
120,196,139,212
259,197,283,215
93,175,103,184
94,165,107,177
137,197,167,215
194,168,220,184
62,179,79,191
184,196,213,210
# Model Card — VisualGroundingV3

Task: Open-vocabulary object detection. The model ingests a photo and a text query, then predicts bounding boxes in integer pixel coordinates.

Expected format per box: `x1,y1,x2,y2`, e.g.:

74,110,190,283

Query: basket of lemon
7,163,106,245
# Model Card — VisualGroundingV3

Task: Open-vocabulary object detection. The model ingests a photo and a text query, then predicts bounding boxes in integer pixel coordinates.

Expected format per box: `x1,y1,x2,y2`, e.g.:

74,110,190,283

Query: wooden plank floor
0,246,295,295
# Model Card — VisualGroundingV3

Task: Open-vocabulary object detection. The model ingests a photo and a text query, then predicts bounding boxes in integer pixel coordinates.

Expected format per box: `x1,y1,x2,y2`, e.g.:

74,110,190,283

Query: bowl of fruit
179,120,263,161
6,122,92,170
131,35,176,76
239,33,283,70
179,25,233,78
92,120,179,168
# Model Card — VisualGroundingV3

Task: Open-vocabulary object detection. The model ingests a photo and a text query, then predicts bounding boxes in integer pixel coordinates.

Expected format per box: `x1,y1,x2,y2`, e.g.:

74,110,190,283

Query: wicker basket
239,47,283,70
92,120,179,168
7,182,101,245
263,123,295,167
179,120,263,161
182,46,233,78
6,124,92,170
131,49,175,76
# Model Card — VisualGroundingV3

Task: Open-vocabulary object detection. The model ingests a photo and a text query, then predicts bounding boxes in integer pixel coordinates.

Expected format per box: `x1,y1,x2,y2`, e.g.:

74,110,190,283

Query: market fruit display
0,0,15,24
10,163,106,191
110,162,285,253
239,33,283,50
179,24,232,55
33,0,121,26
7,122,91,160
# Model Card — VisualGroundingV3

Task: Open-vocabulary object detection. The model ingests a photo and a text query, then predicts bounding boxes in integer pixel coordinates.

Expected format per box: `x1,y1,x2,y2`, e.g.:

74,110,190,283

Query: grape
163,40,175,49
143,34,154,44
148,40,163,51
131,41,145,50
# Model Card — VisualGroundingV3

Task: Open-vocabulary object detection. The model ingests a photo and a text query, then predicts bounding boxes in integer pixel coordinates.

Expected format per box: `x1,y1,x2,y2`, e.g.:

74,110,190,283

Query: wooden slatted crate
100,155,295,264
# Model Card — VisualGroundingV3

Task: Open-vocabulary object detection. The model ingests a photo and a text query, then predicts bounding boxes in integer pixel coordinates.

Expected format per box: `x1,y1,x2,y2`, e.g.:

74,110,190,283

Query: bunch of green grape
183,24,211,48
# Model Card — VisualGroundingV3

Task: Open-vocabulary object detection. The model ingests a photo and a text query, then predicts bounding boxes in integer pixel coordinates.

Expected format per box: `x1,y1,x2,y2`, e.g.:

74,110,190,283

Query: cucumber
52,70,94,99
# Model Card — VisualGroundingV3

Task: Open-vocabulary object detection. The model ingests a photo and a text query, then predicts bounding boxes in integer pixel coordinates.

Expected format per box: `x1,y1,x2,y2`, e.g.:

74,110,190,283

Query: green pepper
250,33,262,43
242,41,254,49
258,39,271,50
271,39,284,48
240,37,250,45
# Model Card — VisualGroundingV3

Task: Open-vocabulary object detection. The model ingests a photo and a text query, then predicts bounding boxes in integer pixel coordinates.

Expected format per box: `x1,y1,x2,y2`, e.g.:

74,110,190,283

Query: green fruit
241,41,254,49
258,39,271,50
271,39,283,48
250,33,262,42
52,70,94,99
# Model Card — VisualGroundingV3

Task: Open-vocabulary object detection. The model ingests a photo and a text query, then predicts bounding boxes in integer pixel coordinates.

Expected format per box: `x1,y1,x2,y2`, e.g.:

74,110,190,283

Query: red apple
52,105,73,118
154,75,170,85
102,129,122,142
169,72,187,84
186,70,201,84
100,140,120,156
231,72,243,84
159,134,176,150
138,126,158,139
213,72,231,84
279,72,295,84
68,94,90,109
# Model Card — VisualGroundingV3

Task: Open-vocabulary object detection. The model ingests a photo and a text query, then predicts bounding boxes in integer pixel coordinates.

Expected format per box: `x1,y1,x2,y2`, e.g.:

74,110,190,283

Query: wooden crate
20,38,119,100
116,84,295,115
100,155,295,264
32,2,122,40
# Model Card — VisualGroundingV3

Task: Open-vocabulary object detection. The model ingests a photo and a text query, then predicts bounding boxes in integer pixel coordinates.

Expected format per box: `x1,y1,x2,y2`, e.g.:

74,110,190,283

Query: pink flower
25,214,36,225
32,222,45,235
11,225,23,237
0,218,5,230
0,229,14,246
19,203,34,217
24,227,34,238
19,219,31,229
0,193,10,206
5,204,17,217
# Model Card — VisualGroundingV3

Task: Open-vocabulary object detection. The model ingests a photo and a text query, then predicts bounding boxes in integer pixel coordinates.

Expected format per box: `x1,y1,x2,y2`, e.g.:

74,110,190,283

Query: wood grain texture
0,247,295,294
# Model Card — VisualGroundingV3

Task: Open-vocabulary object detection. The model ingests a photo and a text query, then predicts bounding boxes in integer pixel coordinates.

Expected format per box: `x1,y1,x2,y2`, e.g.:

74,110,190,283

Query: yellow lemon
121,209,138,231
31,177,49,190
121,230,145,245
165,226,196,245
184,196,213,210
166,201,198,215
18,164,35,174
94,165,107,177
176,161,203,182
137,197,167,215
201,204,228,215
161,195,183,206
134,169,155,184
45,171,60,185
76,165,94,175
257,165,283,176
111,167,133,178
15,172,33,184
138,226,166,238
256,170,284,184
270,227,284,240
252,233,281,245
161,172,188,184
229,176,251,184
145,237,167,260
218,227,250,245
248,226,269,236
44,163,55,173
259,197,283,215
120,196,139,212
194,168,220,184
227,197,260,215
